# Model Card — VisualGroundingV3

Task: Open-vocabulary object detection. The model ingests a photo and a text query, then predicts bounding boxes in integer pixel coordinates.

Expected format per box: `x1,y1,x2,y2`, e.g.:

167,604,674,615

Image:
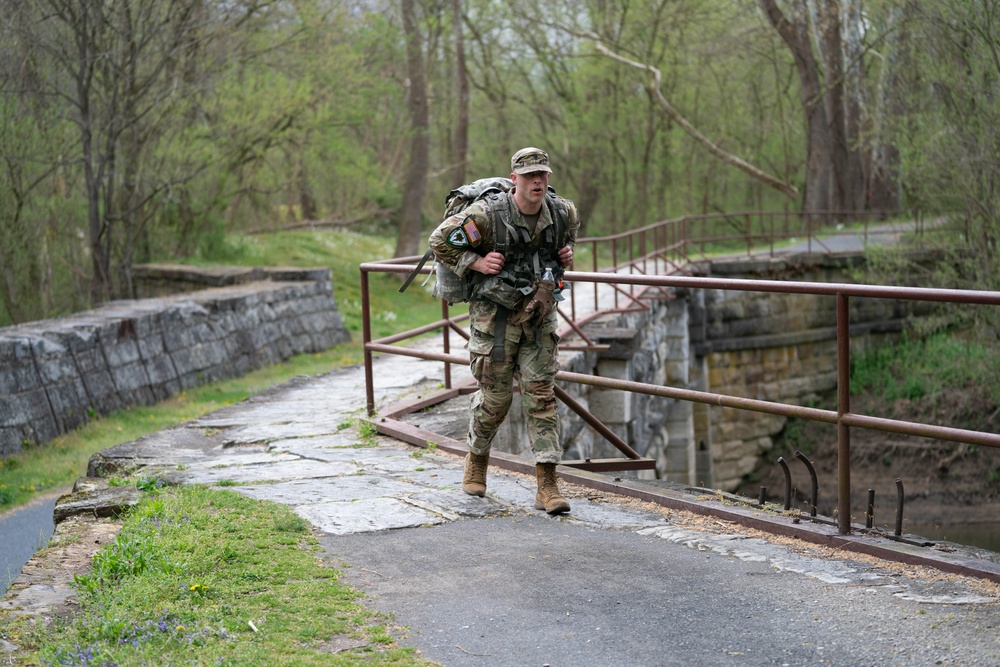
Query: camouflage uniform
428,189,580,465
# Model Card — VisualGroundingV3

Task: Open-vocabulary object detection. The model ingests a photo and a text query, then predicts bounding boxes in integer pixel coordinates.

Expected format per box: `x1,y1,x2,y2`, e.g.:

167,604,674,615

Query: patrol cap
510,147,552,175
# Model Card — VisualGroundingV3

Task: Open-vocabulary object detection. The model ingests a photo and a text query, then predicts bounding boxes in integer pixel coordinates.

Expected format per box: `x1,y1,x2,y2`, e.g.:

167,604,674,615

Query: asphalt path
0,493,58,595
779,220,917,256
328,514,1000,667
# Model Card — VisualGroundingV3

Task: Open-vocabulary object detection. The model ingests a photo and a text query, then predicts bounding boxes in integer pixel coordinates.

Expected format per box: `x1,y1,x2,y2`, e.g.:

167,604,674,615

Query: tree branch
578,30,798,200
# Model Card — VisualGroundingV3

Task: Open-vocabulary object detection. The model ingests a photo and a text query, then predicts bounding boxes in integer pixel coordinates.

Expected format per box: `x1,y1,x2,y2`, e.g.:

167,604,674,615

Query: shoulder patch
447,227,470,248
462,217,482,246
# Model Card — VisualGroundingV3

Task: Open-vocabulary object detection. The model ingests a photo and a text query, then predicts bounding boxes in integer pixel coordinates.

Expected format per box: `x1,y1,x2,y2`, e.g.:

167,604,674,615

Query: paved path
0,494,57,595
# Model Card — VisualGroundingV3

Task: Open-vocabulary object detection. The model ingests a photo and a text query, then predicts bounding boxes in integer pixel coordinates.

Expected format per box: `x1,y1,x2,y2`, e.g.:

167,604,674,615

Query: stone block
45,378,90,432
0,425,26,458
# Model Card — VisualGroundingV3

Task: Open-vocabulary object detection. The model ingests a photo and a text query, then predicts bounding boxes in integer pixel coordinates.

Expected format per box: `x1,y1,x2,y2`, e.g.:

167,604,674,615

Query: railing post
612,238,619,309
745,213,752,257
836,292,852,534
628,234,635,300
442,298,451,390
362,268,375,416
591,240,599,312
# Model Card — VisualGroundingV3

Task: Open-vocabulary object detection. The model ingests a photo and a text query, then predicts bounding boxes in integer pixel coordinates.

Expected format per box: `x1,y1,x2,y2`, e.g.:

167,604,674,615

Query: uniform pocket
468,329,495,356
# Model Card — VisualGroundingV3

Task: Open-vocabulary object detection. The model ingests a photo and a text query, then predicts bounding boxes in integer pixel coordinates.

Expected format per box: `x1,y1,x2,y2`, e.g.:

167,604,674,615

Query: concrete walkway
5,337,1000,666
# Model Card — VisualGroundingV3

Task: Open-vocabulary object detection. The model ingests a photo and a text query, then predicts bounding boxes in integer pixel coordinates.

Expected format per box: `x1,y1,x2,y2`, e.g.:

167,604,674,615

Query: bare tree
451,0,469,188
395,0,430,259
14,0,273,304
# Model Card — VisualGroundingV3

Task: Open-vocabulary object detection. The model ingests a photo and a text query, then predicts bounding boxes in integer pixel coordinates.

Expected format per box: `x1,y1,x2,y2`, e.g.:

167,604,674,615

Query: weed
851,331,998,403
357,419,379,444
135,476,166,492
779,419,808,453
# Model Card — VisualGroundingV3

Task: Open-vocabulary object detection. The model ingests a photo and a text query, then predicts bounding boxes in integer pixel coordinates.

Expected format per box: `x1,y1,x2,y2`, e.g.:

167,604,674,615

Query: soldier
428,147,580,514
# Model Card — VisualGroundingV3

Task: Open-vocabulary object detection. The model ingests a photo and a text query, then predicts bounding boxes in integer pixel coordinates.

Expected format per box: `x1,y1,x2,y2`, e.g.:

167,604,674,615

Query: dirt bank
735,383,1000,530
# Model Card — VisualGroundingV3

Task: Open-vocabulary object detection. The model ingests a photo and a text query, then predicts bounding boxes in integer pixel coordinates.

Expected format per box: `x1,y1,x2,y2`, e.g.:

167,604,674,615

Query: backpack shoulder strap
544,193,568,249
484,191,515,254
398,248,434,293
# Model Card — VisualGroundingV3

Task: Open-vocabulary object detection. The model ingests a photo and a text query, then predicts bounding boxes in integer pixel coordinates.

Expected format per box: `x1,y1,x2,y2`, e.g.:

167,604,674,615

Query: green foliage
356,419,379,445
193,229,449,340
20,486,430,666
884,1,1000,304
851,331,999,404
3,0,996,326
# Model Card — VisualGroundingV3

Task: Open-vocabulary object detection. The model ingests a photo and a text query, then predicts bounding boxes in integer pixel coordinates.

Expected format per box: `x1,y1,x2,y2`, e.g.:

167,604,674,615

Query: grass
851,330,1000,404
3,483,431,666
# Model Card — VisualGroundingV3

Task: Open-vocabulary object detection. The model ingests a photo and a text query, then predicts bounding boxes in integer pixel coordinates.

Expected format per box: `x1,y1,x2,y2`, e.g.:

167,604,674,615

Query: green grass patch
176,228,459,340
851,331,1000,403
6,485,430,666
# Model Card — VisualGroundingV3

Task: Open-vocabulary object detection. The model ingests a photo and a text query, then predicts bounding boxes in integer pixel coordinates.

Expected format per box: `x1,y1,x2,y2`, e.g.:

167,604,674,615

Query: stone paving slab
296,497,450,535
233,474,434,505
175,457,359,485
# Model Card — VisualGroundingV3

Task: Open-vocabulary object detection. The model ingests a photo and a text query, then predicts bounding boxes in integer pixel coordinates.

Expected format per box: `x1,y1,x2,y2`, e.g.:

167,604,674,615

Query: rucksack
399,177,568,305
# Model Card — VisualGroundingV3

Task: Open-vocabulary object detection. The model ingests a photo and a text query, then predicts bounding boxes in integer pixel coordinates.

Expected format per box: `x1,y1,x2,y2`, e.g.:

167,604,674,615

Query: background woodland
1,0,998,325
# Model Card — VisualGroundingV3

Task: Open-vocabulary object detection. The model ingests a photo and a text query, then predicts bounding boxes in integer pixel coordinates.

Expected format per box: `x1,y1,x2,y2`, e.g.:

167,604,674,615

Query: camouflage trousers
466,324,561,464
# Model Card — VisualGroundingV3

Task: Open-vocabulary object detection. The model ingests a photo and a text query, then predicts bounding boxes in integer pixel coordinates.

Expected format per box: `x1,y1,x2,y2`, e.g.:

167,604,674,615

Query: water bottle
542,265,566,301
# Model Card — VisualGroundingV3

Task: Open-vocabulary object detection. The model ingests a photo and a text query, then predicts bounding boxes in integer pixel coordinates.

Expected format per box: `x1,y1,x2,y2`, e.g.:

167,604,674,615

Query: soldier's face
512,170,550,209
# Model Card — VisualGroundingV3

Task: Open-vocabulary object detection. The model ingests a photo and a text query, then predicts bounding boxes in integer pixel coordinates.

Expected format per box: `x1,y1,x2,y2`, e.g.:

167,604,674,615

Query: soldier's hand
558,245,573,268
472,252,505,275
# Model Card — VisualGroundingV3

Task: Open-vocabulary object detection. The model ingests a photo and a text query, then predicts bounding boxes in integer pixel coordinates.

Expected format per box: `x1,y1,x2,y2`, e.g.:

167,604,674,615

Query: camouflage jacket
428,189,580,337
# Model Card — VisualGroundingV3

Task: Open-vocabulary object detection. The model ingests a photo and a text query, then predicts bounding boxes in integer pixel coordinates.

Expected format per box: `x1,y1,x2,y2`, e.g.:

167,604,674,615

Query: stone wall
690,254,929,490
0,267,350,458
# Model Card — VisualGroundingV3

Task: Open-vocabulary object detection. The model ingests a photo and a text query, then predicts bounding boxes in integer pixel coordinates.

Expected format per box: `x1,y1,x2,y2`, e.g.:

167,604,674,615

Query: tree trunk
395,0,430,259
759,0,833,213
451,0,469,189
297,152,318,221
841,0,870,211
819,0,851,211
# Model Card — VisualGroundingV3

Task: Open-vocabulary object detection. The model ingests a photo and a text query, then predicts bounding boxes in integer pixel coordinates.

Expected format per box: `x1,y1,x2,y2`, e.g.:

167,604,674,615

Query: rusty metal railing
569,208,920,317
360,211,997,537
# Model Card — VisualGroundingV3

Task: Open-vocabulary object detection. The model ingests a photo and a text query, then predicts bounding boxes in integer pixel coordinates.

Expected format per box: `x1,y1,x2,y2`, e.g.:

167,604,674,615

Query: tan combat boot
462,451,490,497
535,462,571,514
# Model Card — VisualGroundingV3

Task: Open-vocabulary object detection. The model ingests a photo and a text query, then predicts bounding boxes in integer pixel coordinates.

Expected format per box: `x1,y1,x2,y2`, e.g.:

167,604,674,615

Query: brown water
901,522,1000,554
